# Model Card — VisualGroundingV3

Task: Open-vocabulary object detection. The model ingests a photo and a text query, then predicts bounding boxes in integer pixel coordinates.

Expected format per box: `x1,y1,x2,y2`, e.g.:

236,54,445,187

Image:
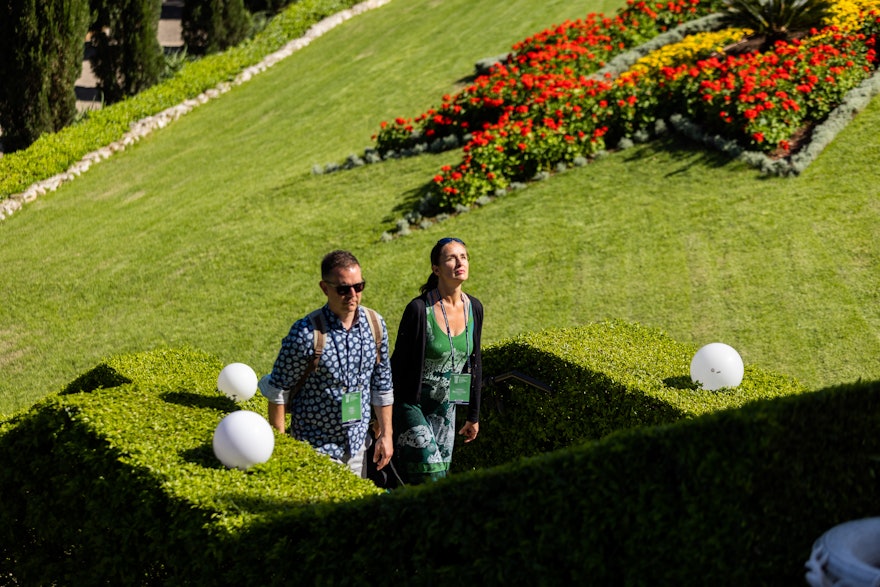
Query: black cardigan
390,294,483,423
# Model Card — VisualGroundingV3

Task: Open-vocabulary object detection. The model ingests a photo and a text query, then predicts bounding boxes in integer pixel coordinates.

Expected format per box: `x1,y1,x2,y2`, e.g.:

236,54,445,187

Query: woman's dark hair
419,237,466,295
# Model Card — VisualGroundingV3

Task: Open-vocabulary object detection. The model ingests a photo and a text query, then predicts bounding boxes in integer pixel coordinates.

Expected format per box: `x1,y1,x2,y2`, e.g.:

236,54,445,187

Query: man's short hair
321,250,360,280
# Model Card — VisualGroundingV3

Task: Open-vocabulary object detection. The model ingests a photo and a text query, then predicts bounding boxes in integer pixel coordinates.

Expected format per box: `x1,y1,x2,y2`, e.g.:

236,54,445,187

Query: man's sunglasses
325,281,366,296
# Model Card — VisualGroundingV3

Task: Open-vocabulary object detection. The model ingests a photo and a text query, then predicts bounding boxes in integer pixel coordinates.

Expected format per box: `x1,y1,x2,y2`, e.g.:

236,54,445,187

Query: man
259,250,393,478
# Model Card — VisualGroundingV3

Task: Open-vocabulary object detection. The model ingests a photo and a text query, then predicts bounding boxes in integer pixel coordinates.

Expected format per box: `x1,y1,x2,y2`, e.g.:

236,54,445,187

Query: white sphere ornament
690,342,744,391
217,362,258,402
212,410,275,470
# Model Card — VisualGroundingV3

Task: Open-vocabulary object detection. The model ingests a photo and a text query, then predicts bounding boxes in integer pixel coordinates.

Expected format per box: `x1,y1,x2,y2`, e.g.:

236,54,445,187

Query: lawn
0,0,877,415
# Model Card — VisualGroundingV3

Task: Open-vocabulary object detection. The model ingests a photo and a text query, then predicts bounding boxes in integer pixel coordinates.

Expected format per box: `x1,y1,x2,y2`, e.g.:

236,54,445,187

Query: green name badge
449,373,471,405
341,391,363,426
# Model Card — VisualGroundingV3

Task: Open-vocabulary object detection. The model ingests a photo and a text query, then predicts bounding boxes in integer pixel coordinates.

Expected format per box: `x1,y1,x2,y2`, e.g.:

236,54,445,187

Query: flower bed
372,0,880,215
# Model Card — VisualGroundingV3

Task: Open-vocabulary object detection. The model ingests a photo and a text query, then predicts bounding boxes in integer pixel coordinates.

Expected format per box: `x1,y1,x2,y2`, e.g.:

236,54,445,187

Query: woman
391,237,483,484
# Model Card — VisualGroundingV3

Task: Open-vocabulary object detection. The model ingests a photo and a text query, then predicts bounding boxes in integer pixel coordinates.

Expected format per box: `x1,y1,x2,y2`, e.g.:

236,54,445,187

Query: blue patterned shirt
260,305,393,461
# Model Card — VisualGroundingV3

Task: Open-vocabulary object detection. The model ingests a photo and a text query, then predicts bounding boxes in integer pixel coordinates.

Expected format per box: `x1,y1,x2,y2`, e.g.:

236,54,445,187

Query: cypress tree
243,0,294,16
89,0,164,104
182,0,252,55
0,0,90,152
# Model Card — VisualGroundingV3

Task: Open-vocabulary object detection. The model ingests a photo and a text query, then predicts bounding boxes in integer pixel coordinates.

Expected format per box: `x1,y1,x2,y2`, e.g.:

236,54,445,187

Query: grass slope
0,0,878,413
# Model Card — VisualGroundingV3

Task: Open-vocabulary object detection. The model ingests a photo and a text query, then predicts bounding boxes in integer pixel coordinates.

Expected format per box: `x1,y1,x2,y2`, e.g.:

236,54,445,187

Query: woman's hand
458,420,479,443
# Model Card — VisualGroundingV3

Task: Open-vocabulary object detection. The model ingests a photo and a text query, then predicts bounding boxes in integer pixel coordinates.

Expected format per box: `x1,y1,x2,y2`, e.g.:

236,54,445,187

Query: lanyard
337,310,362,391
436,290,470,373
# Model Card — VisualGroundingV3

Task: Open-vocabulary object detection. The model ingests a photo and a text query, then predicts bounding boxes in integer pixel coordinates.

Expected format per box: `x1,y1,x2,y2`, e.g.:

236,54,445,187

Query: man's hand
372,433,394,470
371,405,394,469
267,402,286,433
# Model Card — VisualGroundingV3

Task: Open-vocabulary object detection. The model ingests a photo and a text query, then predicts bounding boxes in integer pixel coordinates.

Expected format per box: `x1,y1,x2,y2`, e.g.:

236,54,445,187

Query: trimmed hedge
1,329,876,585
0,347,380,585
455,320,806,471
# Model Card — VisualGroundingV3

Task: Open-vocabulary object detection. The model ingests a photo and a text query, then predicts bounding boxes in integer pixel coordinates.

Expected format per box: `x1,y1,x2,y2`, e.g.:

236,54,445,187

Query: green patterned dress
394,301,474,484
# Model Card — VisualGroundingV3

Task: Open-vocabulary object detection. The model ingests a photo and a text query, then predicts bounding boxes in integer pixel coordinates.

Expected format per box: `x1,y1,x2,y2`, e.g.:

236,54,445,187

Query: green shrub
182,0,253,55
372,377,879,586
0,347,379,584
89,0,165,104
720,0,835,45
454,320,806,471
244,0,296,15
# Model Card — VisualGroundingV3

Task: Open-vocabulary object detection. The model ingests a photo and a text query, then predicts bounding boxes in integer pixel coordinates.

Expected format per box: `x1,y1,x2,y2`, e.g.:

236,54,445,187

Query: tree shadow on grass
624,134,783,181
620,135,739,175
381,131,776,232
384,182,434,225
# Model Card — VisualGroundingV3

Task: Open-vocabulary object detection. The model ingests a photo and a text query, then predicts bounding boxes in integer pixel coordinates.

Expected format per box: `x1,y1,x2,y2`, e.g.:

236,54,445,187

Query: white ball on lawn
217,362,258,402
690,342,744,391
212,410,275,470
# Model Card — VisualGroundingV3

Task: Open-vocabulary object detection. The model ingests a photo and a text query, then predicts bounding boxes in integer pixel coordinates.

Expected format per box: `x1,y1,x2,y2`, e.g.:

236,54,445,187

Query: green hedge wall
0,347,380,585
1,329,876,585
284,377,879,587
454,320,806,471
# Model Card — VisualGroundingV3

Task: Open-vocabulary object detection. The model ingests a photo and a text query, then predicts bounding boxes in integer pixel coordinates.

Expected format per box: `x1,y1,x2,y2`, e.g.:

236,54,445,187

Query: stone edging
0,0,392,221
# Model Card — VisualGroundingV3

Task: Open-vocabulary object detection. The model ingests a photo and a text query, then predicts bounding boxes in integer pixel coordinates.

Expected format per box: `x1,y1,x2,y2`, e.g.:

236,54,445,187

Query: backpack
288,306,383,402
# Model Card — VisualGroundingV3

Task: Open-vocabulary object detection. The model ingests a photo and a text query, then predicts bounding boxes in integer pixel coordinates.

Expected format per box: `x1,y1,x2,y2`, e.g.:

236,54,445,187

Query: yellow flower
816,0,880,39
626,29,751,78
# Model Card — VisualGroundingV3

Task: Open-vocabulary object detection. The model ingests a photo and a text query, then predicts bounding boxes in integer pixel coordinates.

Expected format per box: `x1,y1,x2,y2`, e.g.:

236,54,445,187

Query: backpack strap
310,309,328,362
287,307,382,408
361,306,382,365
287,309,327,407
